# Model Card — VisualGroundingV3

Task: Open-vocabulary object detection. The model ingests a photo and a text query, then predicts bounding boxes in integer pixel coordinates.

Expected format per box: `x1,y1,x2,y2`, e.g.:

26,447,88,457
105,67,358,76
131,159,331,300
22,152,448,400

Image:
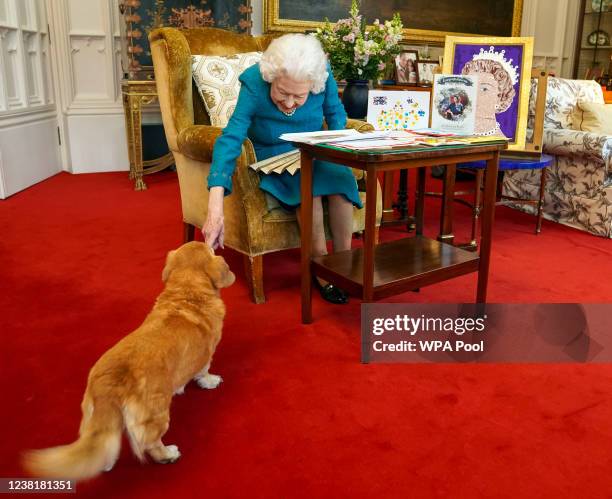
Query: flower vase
342,79,370,119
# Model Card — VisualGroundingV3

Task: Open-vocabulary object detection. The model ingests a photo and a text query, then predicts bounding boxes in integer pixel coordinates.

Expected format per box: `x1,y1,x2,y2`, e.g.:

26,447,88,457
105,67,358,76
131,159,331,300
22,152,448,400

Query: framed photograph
264,0,524,44
417,61,441,86
395,51,419,85
443,36,534,151
431,75,478,135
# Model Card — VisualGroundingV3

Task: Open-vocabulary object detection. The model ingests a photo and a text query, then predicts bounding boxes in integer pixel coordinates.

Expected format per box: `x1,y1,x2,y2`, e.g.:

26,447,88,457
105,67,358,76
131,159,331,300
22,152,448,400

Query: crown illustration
472,46,519,85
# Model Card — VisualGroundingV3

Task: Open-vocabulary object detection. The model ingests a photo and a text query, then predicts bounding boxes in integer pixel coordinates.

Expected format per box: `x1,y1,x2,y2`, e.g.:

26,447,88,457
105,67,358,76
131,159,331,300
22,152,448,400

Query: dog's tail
22,391,122,481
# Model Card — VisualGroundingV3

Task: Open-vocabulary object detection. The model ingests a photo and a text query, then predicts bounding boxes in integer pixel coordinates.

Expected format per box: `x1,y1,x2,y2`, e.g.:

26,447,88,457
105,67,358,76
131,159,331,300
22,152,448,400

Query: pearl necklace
282,108,297,117
478,122,503,137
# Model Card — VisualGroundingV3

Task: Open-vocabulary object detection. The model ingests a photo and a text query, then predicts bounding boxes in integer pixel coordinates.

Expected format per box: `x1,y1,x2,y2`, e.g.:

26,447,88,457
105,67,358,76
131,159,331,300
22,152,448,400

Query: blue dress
207,63,362,209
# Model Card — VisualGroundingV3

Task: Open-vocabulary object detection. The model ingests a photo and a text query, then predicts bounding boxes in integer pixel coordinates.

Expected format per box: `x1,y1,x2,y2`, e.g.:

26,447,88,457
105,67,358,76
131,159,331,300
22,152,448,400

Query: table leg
536,167,548,234
396,169,408,221
477,152,499,304
415,167,426,236
439,164,456,245
300,151,314,324
130,96,147,191
122,93,136,181
382,171,395,224
469,169,484,249
363,165,377,301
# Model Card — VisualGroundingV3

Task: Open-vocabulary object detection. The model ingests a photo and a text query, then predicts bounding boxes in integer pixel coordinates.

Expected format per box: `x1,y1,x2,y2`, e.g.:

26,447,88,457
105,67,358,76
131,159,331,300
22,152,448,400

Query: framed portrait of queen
442,36,533,151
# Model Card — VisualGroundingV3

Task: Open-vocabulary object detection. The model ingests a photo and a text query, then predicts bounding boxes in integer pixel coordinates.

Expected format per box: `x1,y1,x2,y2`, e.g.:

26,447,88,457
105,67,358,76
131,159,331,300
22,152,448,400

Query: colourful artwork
366,91,430,131
119,0,252,77
443,36,533,150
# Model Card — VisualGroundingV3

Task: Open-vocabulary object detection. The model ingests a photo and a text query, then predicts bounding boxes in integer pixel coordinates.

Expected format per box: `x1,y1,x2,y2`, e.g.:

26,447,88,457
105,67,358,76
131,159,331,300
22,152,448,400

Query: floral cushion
542,77,604,130
192,52,262,128
573,101,612,134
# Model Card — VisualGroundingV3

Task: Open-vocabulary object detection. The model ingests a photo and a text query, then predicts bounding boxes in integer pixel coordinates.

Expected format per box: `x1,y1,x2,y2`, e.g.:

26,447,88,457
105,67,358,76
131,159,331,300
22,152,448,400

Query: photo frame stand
504,69,549,158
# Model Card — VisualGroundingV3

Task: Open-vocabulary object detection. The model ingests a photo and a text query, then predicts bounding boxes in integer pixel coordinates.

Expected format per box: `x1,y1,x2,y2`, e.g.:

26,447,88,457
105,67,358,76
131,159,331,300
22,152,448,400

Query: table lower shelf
312,236,480,300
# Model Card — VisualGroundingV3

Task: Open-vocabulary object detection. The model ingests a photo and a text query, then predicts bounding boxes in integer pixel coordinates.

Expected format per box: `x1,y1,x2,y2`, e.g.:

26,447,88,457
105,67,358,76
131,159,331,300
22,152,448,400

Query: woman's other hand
203,186,225,249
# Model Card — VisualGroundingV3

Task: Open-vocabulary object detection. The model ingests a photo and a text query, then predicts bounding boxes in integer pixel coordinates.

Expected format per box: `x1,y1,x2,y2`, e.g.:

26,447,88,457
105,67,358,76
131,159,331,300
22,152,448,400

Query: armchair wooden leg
183,222,196,243
243,254,265,304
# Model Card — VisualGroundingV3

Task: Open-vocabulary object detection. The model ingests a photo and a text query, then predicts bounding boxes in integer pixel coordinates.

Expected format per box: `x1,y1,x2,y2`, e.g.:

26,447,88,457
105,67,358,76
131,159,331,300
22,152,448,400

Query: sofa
503,77,612,237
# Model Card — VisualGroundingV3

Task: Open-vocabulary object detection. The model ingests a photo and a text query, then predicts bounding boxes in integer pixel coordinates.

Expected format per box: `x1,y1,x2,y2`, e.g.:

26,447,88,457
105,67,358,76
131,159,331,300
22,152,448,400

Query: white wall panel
0,0,60,198
70,35,111,101
0,0,10,25
40,32,52,104
1,28,24,108
68,0,104,33
23,31,42,104
521,0,580,77
66,114,128,173
0,114,60,198
35,0,47,31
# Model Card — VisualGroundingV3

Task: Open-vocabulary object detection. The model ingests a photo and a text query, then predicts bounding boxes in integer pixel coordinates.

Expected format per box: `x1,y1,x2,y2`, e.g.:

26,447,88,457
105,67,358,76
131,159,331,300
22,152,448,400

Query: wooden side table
297,141,507,324
121,79,174,190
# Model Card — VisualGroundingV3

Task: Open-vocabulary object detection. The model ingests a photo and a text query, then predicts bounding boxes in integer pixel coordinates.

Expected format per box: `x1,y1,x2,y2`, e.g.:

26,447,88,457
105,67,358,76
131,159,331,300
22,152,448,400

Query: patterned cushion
542,77,604,130
192,52,262,128
573,101,612,134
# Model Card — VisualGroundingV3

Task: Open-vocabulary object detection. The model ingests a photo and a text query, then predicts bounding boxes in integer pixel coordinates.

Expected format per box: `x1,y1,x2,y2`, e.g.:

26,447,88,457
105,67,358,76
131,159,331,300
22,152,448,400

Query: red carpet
1,170,612,498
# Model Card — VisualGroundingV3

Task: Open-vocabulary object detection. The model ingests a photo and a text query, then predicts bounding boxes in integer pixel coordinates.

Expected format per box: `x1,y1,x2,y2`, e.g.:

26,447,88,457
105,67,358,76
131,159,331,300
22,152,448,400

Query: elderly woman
204,34,361,304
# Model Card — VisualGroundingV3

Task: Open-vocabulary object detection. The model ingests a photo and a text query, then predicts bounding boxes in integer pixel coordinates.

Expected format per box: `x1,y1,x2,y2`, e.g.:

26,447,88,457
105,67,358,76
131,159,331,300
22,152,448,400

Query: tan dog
22,241,235,481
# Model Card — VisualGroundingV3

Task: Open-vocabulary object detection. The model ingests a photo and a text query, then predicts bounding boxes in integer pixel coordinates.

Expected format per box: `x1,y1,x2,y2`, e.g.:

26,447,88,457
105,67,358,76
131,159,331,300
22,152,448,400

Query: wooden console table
121,79,174,190
297,141,507,324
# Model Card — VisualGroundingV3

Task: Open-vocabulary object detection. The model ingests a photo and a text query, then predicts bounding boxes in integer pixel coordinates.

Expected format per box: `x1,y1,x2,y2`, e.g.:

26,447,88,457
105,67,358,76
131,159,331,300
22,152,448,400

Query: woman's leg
327,194,353,253
296,196,327,257
297,195,349,304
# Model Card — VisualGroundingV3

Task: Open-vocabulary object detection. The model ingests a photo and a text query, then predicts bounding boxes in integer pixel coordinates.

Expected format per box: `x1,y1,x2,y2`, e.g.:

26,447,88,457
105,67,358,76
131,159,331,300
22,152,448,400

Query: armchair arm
176,123,260,210
544,129,612,168
177,124,223,163
346,118,374,132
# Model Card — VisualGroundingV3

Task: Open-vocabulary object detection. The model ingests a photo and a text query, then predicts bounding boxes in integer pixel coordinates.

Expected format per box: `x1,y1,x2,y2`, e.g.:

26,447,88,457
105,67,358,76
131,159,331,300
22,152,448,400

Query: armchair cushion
192,52,262,127
544,77,604,129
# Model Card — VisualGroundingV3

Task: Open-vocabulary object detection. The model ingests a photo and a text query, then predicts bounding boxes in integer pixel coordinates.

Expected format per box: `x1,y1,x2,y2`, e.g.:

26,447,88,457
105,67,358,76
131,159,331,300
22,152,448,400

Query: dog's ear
206,256,235,289
161,250,178,282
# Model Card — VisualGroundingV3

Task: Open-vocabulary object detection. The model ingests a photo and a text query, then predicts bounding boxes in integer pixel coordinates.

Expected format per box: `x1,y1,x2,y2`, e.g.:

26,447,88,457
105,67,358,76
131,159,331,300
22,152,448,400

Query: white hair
259,34,329,94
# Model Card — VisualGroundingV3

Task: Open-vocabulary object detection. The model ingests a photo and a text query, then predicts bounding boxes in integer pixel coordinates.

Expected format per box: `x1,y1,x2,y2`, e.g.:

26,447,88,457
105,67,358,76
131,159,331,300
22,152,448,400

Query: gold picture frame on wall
264,0,524,44
442,36,534,151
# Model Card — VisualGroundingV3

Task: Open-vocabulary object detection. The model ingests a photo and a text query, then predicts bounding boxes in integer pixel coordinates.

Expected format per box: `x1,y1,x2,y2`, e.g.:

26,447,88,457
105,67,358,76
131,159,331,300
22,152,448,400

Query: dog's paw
157,445,181,464
174,385,185,396
196,373,222,389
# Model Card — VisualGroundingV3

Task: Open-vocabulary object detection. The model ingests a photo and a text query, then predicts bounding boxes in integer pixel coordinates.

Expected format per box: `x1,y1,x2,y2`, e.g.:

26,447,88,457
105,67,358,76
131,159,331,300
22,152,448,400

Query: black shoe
313,277,349,304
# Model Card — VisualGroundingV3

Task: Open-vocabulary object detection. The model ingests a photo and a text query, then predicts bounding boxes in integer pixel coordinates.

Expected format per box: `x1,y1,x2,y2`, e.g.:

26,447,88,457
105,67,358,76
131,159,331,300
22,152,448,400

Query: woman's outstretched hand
203,186,225,250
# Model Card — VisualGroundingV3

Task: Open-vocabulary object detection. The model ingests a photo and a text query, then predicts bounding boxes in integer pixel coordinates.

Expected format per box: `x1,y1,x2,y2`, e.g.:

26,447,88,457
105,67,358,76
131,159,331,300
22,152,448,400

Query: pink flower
377,62,386,71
